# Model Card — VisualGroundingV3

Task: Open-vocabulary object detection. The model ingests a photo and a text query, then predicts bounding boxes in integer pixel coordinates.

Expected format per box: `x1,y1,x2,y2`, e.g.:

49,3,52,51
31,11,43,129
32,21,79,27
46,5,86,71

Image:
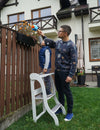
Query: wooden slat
51,49,55,72
31,47,34,72
26,47,29,103
33,45,36,73
29,47,32,102
33,45,38,89
0,28,6,117
26,47,28,103
27,47,31,103
16,44,20,109
38,45,41,73
33,44,41,73
6,30,11,114
11,31,16,111
37,45,41,73
20,45,24,107
24,46,27,105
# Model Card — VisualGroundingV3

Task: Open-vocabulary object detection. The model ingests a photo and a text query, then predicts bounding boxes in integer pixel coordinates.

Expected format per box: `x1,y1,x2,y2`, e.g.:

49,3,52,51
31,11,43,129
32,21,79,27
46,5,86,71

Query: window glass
41,8,51,17
99,0,100,6
9,15,17,23
33,11,39,19
19,13,24,21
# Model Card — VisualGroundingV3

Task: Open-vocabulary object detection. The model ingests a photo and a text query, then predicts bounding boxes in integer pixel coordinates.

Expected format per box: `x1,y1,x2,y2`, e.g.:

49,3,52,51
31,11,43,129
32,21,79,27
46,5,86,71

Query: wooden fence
0,26,55,119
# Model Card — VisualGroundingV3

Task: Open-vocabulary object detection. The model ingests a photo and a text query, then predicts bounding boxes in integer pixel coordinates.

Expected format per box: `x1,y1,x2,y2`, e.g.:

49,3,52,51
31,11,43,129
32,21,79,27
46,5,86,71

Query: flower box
16,32,37,46
56,8,72,20
74,4,89,16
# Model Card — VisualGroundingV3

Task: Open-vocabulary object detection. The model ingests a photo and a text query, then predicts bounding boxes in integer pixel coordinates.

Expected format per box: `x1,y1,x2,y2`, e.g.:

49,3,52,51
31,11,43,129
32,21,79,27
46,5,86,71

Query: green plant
77,68,85,76
14,21,39,41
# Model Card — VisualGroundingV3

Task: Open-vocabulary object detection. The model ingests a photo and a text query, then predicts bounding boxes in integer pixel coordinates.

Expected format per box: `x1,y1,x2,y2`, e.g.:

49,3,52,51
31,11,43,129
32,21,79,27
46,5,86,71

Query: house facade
0,0,100,75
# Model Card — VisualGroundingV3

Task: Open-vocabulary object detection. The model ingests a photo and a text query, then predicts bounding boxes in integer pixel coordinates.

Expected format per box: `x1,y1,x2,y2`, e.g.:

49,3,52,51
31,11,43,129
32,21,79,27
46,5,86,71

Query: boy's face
41,40,45,46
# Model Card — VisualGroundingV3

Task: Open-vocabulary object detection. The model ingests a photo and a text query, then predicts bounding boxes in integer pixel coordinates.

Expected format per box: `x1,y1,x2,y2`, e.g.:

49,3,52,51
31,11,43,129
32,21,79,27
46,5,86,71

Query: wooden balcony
3,15,58,36
88,6,100,31
56,4,89,20
74,4,89,16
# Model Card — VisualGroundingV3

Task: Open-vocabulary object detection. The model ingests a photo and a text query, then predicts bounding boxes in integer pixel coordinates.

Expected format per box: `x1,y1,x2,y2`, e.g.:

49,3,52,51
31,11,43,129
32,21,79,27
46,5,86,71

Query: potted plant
77,67,85,85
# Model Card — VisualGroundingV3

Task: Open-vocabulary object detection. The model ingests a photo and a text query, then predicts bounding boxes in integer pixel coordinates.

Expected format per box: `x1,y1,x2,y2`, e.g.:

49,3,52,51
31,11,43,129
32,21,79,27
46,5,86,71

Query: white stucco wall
1,0,60,24
1,0,100,73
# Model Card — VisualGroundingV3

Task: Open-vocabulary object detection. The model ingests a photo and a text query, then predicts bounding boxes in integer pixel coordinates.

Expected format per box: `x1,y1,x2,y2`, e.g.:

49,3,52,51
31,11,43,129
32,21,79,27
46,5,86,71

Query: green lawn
6,87,100,130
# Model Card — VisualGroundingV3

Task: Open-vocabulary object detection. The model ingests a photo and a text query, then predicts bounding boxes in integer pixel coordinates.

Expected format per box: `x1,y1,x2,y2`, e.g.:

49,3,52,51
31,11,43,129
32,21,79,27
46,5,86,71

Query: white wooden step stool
30,72,66,126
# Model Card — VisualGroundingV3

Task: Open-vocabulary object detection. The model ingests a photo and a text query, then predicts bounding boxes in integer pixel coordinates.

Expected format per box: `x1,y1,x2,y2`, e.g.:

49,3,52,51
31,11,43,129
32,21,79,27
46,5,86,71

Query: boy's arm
37,30,56,48
44,49,50,69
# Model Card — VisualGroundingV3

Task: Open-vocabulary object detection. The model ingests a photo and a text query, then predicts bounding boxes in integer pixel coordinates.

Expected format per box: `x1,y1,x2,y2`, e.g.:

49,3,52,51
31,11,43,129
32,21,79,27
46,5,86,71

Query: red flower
32,25,35,28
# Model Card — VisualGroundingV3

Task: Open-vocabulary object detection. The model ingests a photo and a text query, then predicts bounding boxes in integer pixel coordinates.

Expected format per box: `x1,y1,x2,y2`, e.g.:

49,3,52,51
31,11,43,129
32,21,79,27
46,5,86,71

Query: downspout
0,9,1,23
0,10,1,73
81,10,85,69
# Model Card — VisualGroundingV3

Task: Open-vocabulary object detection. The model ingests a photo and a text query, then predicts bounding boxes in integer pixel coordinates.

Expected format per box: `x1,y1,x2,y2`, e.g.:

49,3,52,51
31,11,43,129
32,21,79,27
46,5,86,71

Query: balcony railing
90,6,100,23
3,15,57,31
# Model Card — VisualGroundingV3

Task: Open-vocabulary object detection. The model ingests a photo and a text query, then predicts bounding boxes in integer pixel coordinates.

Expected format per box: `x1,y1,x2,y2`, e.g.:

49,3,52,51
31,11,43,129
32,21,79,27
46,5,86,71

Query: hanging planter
16,32,37,46
14,21,39,46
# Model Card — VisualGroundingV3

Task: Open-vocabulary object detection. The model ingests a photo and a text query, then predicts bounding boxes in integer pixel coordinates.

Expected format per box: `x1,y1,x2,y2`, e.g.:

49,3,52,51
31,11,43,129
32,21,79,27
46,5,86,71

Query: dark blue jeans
55,70,73,113
44,68,51,94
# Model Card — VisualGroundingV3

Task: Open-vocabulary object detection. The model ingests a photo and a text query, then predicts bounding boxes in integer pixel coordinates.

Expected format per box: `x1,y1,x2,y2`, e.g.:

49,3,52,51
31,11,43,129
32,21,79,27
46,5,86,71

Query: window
89,38,100,61
8,13,24,24
32,7,51,19
98,0,100,6
31,7,51,27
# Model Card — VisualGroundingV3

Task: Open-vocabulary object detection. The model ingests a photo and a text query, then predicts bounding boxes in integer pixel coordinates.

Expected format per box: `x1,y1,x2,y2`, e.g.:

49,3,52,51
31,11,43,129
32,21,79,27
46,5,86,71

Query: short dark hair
60,25,71,36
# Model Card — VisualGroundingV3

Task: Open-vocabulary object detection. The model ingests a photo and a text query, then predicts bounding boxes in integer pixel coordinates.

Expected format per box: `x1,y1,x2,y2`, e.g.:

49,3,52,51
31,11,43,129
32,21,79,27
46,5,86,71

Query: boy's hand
43,68,47,73
37,30,44,36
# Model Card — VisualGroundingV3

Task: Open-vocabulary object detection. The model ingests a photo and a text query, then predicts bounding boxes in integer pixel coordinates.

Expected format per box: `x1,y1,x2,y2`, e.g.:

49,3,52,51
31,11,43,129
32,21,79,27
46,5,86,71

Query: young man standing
38,25,77,121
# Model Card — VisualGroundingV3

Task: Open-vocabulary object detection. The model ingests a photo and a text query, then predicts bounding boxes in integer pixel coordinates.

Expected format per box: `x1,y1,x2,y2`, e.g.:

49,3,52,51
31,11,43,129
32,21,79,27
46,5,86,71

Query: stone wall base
0,100,42,130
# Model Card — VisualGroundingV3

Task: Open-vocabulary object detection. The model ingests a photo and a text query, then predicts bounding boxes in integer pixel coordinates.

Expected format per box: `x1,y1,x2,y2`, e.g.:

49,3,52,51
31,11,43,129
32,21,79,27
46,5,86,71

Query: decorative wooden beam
4,0,19,7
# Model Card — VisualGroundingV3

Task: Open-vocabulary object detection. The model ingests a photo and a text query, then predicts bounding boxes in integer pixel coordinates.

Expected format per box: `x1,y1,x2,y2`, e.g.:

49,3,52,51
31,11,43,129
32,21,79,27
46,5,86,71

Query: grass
6,87,100,130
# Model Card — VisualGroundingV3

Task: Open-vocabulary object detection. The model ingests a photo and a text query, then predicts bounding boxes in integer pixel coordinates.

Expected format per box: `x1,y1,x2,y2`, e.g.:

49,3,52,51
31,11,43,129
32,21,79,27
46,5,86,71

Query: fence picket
24,47,27,105
16,44,20,109
11,31,16,111
20,45,24,107
0,28,6,117
6,30,11,114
